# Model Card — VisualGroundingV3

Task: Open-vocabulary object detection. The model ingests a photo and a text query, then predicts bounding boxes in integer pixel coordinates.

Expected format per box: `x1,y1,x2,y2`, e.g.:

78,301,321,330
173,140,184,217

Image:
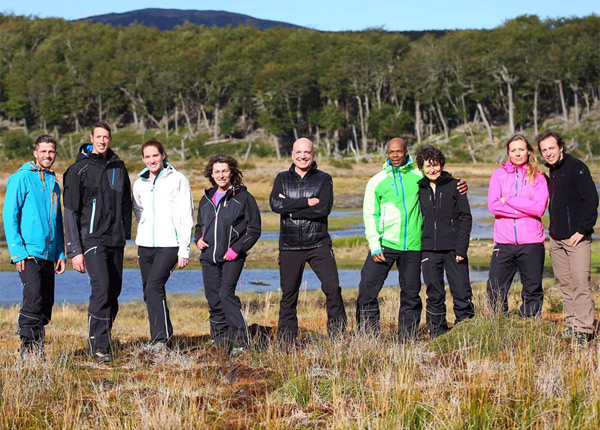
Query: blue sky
1,1,598,31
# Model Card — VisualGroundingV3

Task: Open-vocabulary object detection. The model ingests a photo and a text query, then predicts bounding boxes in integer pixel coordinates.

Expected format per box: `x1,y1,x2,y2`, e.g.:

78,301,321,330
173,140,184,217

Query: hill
76,8,303,30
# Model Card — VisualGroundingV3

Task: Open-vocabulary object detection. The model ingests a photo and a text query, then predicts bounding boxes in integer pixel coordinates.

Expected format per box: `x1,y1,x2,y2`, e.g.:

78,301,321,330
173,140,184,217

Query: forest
0,14,598,160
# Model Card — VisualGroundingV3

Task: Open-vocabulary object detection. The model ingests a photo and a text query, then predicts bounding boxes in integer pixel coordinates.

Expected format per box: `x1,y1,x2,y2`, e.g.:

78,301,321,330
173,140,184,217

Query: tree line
0,14,598,158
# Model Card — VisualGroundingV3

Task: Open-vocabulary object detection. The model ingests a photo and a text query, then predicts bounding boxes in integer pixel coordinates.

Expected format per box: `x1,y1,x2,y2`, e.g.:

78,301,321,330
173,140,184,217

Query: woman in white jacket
133,139,194,345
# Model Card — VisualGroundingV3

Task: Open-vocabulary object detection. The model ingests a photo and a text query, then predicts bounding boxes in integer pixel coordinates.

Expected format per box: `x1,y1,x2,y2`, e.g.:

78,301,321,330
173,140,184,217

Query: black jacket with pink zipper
194,184,261,264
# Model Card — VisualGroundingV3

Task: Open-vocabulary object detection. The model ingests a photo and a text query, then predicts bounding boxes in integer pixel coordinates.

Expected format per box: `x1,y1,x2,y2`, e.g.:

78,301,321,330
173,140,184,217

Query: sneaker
561,326,574,339
92,349,114,363
229,347,247,357
573,332,589,348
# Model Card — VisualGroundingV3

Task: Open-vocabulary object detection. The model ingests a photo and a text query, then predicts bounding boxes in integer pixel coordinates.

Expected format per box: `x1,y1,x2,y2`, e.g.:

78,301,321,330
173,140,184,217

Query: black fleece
546,154,598,240
418,171,472,258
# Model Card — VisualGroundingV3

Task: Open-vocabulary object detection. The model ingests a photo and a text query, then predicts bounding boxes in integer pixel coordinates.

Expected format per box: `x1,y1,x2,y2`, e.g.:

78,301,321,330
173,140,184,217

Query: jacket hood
137,161,173,179
418,170,454,187
76,143,119,163
383,155,415,174
17,161,54,174
501,160,527,174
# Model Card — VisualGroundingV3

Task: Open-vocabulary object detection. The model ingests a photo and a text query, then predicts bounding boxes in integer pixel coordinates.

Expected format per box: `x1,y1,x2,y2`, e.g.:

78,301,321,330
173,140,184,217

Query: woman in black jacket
195,154,261,356
416,145,474,338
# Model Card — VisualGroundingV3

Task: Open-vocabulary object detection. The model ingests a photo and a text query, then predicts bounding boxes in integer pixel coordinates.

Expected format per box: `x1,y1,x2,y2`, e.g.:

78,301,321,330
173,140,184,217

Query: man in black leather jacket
270,138,347,346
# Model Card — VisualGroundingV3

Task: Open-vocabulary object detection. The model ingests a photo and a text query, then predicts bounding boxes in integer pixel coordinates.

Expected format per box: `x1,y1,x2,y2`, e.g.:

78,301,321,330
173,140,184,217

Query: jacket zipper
399,170,408,250
431,186,437,250
89,198,97,234
513,168,519,245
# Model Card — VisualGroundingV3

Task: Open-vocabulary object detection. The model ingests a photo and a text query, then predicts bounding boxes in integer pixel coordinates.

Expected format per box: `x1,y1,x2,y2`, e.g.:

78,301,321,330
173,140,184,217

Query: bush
1,130,32,159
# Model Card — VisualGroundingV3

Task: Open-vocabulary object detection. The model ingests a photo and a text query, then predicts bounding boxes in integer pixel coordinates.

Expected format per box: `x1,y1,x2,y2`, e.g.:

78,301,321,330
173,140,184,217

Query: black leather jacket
270,163,333,251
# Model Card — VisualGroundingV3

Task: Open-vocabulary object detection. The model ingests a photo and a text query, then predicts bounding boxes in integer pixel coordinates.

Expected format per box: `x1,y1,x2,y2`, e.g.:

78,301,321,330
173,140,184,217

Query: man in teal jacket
356,137,424,339
3,134,66,356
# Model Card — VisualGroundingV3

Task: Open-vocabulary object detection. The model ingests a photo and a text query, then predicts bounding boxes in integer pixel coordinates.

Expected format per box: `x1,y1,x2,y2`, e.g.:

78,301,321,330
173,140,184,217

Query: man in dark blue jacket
63,121,132,362
538,130,598,347
3,134,66,357
270,138,347,346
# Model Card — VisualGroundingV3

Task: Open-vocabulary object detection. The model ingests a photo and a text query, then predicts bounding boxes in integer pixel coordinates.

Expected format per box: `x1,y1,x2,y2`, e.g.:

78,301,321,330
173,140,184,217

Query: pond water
0,267,497,306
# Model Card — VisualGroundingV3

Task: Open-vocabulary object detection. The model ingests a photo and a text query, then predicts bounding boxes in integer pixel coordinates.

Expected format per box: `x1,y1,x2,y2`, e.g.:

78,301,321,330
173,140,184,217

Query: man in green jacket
356,137,424,340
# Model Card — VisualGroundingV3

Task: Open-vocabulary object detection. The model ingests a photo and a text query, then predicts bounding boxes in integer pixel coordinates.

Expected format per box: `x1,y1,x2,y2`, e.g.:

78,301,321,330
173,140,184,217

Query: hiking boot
229,347,247,358
573,332,589,348
20,340,44,360
92,349,114,363
561,326,574,339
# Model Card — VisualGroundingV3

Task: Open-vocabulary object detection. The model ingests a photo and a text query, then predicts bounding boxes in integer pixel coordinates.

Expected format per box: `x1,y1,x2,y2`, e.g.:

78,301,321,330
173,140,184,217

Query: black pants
422,251,474,337
201,258,249,349
139,246,178,342
84,245,124,353
487,243,545,317
278,246,347,342
18,258,55,344
356,248,422,339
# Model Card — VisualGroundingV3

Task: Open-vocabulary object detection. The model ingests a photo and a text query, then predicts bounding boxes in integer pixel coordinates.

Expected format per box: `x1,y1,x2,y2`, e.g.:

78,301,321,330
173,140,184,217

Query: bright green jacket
363,157,423,253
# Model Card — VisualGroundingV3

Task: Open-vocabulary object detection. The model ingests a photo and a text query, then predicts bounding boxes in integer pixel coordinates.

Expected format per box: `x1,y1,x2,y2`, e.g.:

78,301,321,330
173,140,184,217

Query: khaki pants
550,236,595,333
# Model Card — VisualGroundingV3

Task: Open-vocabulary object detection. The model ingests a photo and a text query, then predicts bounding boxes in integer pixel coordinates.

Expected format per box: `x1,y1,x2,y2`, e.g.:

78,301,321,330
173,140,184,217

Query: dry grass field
1,283,599,429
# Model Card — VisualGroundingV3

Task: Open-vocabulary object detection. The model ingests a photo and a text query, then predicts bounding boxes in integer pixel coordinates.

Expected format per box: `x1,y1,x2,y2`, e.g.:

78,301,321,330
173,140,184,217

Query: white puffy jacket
133,163,194,258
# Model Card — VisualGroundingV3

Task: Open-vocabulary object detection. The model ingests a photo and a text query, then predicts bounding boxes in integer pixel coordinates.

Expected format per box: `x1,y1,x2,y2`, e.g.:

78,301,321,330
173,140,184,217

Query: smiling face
507,139,529,166
211,162,232,191
292,138,315,174
539,136,564,166
142,145,165,177
387,138,407,167
423,159,442,182
33,142,57,170
90,126,111,156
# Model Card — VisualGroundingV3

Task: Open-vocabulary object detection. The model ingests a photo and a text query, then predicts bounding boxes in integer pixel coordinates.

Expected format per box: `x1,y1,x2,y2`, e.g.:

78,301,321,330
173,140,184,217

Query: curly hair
204,153,243,187
506,134,541,185
416,145,446,170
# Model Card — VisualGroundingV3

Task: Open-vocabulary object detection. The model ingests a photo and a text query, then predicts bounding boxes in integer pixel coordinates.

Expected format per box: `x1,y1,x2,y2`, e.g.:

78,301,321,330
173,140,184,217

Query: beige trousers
550,236,595,333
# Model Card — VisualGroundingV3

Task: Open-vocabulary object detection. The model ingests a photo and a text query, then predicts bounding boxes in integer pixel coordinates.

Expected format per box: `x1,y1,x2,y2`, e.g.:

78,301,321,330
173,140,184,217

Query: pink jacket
488,161,548,245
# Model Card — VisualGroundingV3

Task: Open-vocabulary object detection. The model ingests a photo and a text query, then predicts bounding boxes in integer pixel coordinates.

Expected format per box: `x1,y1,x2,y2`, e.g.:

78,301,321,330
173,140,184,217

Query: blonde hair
506,134,541,185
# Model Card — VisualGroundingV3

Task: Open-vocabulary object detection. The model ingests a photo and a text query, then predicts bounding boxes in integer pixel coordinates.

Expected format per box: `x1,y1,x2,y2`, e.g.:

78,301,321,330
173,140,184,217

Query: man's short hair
537,129,565,153
416,145,445,170
91,121,111,137
34,134,57,149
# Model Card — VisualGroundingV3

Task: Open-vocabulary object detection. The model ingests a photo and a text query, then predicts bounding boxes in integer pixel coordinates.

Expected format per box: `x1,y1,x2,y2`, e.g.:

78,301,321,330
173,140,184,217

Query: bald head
386,137,406,151
292,137,315,176
292,137,314,153
386,137,408,167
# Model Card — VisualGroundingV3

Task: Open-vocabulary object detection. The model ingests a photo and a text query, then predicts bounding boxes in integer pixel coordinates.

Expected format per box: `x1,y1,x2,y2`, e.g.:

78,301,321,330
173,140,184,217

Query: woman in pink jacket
487,134,549,317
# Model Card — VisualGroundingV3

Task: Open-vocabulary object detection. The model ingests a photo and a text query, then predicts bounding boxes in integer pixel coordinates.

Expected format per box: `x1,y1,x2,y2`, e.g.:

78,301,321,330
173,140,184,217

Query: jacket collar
417,170,453,187
288,161,318,178
545,153,569,170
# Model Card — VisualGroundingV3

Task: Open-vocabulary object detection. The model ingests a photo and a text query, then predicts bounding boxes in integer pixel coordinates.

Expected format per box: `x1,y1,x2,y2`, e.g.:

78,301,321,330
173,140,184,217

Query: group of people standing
2,123,598,362
487,131,598,346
